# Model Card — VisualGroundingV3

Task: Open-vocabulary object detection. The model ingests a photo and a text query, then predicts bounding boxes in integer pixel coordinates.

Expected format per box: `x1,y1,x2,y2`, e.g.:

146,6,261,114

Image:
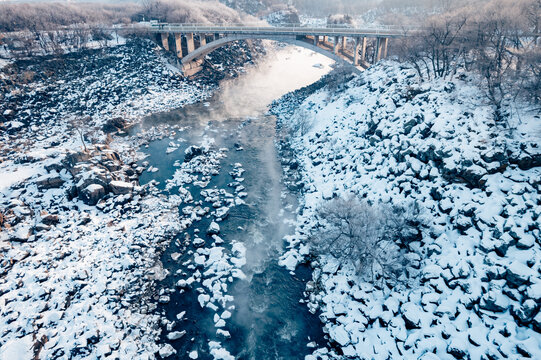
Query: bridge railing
145,22,413,36
147,22,419,30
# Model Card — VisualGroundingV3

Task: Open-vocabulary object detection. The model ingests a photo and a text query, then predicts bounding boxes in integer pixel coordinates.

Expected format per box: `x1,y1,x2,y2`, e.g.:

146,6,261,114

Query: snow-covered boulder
158,344,176,358
110,180,133,195
166,330,186,340
207,221,220,235
80,184,106,205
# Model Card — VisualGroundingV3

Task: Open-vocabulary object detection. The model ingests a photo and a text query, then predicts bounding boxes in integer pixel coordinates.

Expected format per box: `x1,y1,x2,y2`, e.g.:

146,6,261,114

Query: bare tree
396,0,540,119
286,108,314,137
310,196,420,284
70,118,90,153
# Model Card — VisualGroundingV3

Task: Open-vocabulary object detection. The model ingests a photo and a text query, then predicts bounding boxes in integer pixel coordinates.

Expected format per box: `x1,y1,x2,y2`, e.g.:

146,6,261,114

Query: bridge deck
146,24,408,38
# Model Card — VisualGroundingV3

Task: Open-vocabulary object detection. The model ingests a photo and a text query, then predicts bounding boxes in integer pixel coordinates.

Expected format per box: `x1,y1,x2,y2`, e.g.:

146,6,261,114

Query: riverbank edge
269,62,541,359
0,38,267,359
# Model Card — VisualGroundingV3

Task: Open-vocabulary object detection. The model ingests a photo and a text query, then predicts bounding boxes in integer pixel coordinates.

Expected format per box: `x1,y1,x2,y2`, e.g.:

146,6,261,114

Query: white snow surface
273,61,541,359
0,39,218,359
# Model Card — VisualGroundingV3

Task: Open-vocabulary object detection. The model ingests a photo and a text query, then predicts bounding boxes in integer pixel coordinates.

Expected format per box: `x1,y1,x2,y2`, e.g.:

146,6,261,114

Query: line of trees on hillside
395,0,540,119
0,1,248,58
140,0,245,24
0,1,248,33
0,2,140,32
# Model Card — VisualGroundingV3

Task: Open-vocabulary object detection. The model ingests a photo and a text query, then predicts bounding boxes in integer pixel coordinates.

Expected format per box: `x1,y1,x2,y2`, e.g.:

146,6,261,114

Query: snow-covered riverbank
272,62,541,359
0,38,261,359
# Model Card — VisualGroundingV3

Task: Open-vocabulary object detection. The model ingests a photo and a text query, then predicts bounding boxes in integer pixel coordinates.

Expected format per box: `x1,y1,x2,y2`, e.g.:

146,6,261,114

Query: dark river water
138,46,333,360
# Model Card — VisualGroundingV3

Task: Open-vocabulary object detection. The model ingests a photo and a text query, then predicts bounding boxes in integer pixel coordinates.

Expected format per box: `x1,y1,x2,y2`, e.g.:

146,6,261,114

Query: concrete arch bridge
145,23,408,75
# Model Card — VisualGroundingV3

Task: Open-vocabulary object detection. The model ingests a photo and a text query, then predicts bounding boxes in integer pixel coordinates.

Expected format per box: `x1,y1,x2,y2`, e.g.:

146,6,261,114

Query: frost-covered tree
310,196,421,284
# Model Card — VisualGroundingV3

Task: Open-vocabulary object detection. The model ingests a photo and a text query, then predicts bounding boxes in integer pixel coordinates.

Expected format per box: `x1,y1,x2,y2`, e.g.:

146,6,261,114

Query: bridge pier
341,36,347,52
160,33,169,51
361,37,367,64
333,36,339,55
174,34,183,58
199,34,206,47
373,38,379,62
354,37,361,66
186,33,195,53
376,37,389,62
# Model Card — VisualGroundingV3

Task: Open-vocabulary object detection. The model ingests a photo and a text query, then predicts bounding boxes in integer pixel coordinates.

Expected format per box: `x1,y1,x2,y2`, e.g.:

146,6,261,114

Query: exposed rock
63,151,91,169
460,164,487,188
36,175,64,189
505,262,532,287
110,180,133,195
184,146,204,162
42,214,59,225
330,325,350,346
158,344,176,358
510,152,541,170
401,303,421,329
533,312,541,332
447,338,467,359
3,224,33,242
80,184,106,205
102,117,128,133
207,221,220,235
193,237,205,248
511,299,538,324
480,290,510,312
158,295,170,304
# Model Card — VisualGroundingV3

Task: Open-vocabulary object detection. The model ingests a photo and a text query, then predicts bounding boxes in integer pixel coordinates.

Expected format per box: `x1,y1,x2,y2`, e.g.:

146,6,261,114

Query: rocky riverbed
0,38,336,359
271,62,541,359
0,37,265,359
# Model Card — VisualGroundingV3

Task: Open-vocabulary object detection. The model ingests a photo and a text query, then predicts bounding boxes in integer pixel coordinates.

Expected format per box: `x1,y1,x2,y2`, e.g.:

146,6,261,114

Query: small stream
138,45,333,359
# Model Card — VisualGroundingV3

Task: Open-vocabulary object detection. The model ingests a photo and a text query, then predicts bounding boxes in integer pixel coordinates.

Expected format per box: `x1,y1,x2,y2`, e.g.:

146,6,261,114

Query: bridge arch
180,34,362,73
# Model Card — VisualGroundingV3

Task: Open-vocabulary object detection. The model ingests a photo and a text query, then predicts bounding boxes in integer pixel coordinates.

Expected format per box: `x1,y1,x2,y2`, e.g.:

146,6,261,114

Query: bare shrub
286,109,313,137
395,10,468,80
520,48,541,104
310,196,421,284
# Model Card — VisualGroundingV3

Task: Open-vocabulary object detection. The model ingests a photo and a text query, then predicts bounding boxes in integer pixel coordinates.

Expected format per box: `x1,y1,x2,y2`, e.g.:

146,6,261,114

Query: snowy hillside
272,62,541,359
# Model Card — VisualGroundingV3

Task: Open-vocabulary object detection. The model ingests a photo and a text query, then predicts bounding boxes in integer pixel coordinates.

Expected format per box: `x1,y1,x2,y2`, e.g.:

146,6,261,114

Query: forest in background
0,0,248,32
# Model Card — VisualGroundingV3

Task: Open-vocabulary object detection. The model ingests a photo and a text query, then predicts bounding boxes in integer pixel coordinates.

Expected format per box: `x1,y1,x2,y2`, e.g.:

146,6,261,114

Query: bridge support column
174,34,182,58
360,37,367,64
375,37,381,62
354,37,361,66
186,33,195,53
376,37,388,62
382,37,389,58
160,33,169,51
313,35,318,46
341,36,346,52
333,36,339,55
199,34,206,47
